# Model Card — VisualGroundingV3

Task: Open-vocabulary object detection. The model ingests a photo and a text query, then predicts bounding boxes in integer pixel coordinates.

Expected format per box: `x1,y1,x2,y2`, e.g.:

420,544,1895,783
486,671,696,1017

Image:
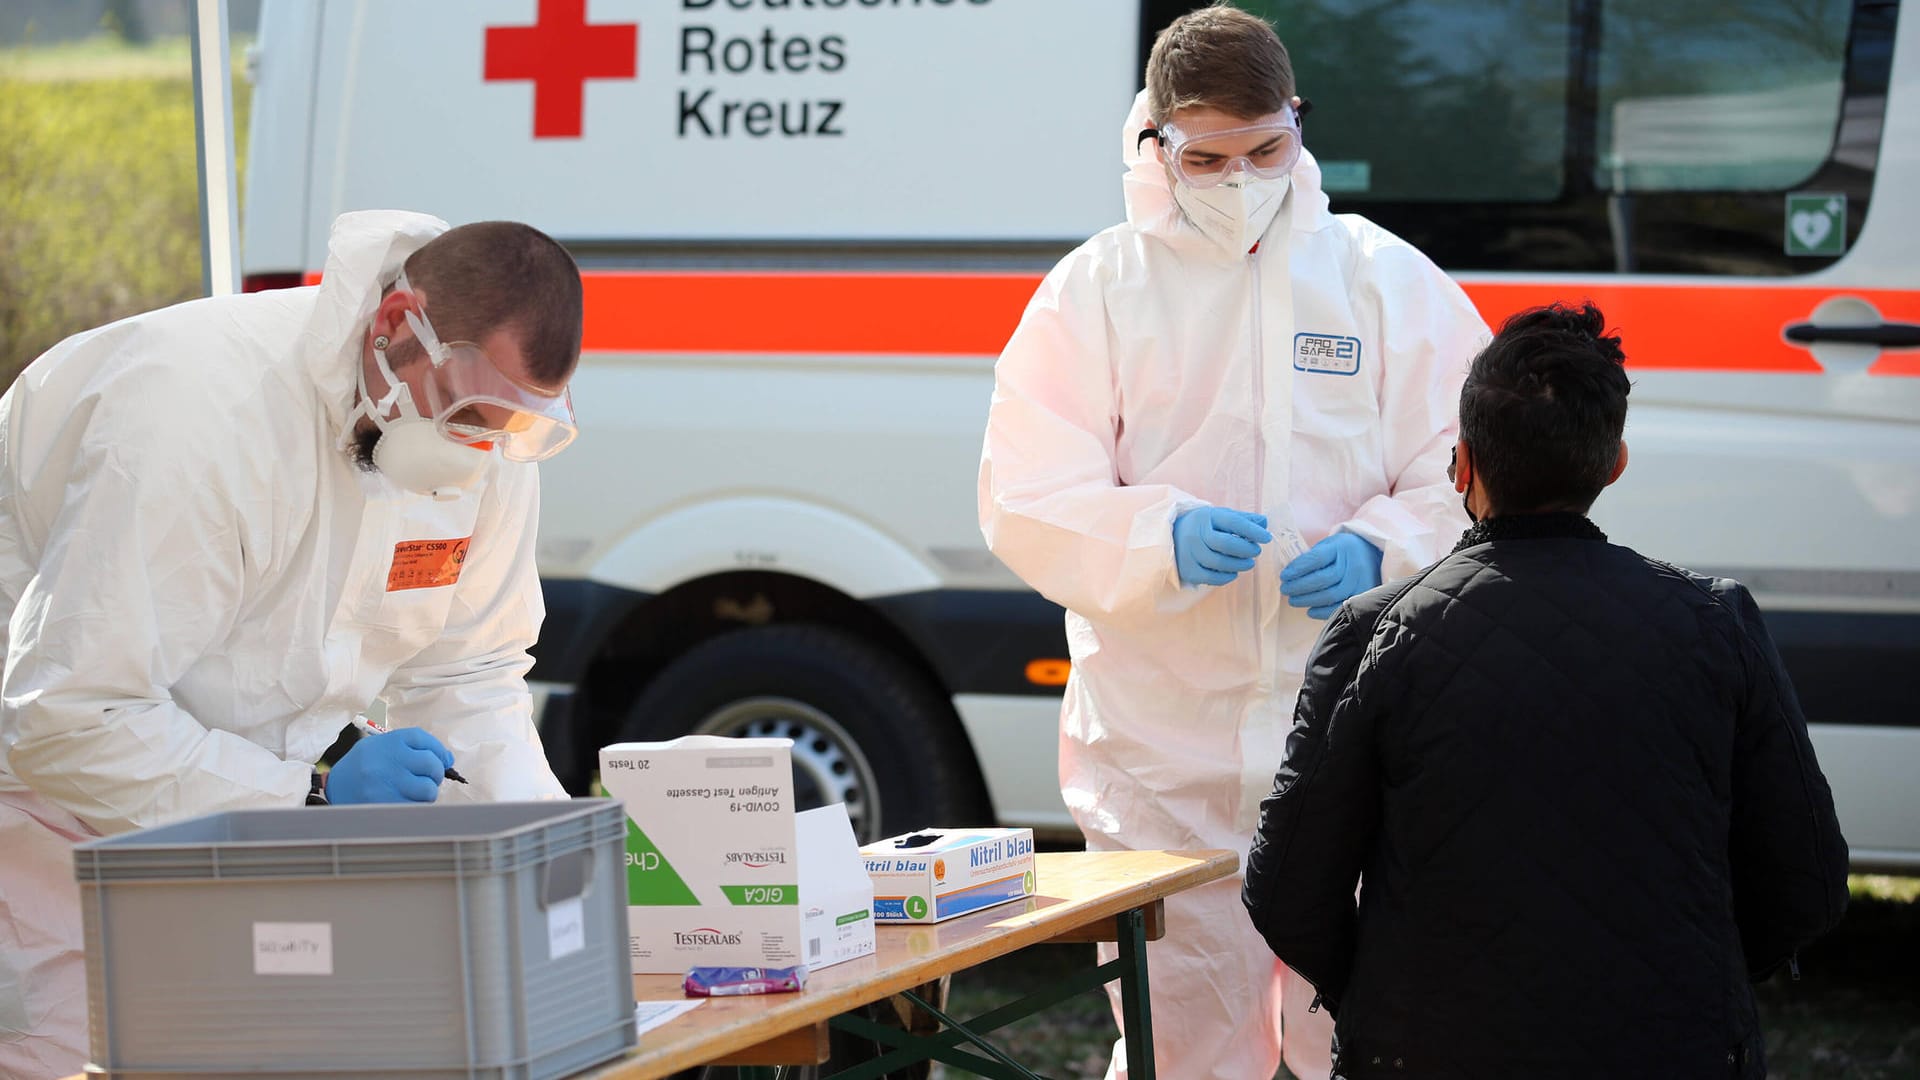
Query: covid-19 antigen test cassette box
860,828,1036,923
600,736,873,974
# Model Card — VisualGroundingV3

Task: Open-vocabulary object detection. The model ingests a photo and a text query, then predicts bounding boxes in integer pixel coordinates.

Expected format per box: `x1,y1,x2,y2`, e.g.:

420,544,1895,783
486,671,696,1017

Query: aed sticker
1785,192,1846,257
253,922,333,976
1294,333,1362,376
387,536,472,592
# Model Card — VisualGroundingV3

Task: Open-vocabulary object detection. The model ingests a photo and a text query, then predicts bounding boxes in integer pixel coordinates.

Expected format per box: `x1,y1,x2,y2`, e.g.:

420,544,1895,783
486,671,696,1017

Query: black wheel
619,625,990,843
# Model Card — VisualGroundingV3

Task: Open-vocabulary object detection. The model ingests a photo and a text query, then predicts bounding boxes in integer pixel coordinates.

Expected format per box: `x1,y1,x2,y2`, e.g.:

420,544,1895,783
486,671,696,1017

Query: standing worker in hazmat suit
0,211,584,1079
977,8,1488,1079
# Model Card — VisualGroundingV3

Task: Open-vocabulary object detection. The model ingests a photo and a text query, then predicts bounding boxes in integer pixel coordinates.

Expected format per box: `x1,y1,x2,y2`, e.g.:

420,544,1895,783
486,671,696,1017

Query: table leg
888,976,948,1080
797,901,1165,1079
1116,907,1154,1080
829,977,946,1079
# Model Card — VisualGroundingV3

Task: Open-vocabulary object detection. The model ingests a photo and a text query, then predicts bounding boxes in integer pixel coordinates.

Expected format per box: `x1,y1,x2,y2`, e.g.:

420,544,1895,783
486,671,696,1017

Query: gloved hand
325,727,454,805
1280,531,1384,619
1172,507,1273,587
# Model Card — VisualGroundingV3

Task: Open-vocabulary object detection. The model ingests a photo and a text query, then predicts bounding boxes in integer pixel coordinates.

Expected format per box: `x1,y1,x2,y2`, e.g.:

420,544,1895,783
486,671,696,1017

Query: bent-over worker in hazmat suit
0,211,583,1079
977,10,1488,1080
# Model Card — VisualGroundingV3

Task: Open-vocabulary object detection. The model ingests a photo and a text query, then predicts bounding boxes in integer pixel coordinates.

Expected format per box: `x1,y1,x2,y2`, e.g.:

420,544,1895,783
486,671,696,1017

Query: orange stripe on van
1460,282,1920,378
313,267,1920,376
580,271,1043,357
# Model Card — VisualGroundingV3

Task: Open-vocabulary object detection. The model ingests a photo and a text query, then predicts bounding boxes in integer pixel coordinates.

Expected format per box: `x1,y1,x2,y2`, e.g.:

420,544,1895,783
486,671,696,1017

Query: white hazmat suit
978,94,1487,1080
0,211,566,1079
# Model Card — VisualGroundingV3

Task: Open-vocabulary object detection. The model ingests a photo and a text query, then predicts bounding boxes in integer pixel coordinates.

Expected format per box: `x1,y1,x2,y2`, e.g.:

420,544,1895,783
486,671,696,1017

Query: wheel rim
692,697,884,842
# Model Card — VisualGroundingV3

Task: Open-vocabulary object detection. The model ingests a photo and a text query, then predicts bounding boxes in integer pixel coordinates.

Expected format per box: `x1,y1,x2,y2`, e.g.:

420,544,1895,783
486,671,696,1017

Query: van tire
618,625,989,842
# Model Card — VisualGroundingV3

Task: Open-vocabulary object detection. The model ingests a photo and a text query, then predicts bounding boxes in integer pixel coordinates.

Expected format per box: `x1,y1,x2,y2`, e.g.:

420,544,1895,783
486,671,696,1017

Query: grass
936,875,1920,1079
1851,875,1920,903
1,33,251,82
0,35,250,386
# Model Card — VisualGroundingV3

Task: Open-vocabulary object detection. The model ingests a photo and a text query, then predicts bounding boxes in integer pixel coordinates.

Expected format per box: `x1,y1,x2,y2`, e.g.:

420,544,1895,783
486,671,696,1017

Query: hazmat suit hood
300,209,451,435
1120,89,1334,245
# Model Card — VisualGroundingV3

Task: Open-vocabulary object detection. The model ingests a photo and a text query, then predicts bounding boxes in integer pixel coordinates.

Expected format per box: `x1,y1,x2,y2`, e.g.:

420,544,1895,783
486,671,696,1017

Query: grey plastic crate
73,799,636,1079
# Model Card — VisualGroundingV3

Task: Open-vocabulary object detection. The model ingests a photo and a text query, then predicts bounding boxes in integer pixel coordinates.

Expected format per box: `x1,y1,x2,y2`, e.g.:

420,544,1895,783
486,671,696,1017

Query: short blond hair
1146,3,1295,124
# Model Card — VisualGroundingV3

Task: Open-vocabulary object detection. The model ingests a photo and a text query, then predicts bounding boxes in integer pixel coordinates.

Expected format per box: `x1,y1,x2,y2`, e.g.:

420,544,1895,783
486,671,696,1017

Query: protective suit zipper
1249,247,1268,685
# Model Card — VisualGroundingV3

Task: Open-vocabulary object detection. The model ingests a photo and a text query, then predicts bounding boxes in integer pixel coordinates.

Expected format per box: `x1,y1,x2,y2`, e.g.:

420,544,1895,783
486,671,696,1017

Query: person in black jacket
1242,302,1849,1079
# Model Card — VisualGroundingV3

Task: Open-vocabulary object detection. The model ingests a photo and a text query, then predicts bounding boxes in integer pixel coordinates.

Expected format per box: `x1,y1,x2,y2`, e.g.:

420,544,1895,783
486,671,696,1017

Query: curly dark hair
1459,302,1632,513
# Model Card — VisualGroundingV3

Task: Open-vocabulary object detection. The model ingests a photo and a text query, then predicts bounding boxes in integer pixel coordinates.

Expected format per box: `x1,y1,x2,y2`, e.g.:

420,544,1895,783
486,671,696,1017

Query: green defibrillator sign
1785,193,1847,257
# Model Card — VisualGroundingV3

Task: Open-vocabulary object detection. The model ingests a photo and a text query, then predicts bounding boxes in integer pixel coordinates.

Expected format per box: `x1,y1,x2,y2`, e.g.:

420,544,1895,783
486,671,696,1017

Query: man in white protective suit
977,8,1490,1079
0,210,584,1078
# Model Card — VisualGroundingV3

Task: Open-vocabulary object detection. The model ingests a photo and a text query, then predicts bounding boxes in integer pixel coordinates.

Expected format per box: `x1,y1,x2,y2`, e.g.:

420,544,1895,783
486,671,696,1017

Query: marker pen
352,716,469,784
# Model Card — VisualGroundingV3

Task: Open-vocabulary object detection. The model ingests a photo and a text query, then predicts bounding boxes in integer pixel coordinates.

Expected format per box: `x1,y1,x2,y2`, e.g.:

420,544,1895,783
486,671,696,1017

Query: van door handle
1784,322,1920,349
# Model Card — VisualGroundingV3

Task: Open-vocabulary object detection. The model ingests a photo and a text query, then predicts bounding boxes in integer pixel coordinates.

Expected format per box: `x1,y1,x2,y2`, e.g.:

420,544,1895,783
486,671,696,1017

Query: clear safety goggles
399,276,578,462
1139,103,1306,190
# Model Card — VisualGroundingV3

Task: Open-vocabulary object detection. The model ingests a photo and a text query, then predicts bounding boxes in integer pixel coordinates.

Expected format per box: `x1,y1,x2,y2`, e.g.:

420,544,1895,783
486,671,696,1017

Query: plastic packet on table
683,965,809,997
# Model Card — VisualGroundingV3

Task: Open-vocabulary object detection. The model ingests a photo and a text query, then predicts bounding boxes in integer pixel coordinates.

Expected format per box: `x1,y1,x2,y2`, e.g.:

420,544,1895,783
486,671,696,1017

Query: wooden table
583,848,1237,1080
67,849,1235,1080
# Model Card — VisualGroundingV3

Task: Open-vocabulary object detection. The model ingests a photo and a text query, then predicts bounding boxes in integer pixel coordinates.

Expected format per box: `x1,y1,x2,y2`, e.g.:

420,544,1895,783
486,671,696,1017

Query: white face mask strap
369,338,421,420
395,269,450,368
339,357,381,451
372,267,439,420
338,323,424,455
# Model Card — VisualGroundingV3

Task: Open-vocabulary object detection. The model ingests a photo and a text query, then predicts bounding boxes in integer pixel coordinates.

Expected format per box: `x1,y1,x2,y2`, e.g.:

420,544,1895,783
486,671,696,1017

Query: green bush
0,66,250,386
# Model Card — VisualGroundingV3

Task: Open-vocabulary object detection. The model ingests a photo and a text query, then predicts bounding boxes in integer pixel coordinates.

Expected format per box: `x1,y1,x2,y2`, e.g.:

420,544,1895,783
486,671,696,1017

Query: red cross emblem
484,0,638,139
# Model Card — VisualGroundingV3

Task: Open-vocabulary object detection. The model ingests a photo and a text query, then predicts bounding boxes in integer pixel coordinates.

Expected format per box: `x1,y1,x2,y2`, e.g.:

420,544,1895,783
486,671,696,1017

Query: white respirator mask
1174,172,1292,255
343,285,491,502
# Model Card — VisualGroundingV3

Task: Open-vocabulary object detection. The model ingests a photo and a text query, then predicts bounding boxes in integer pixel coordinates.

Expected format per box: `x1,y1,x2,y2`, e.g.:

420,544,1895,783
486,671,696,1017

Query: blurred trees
0,56,249,385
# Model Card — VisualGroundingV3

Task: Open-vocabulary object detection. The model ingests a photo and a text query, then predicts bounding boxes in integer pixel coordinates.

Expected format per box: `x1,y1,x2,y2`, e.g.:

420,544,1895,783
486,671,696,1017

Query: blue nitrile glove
325,728,453,805
1172,507,1273,587
1280,532,1384,619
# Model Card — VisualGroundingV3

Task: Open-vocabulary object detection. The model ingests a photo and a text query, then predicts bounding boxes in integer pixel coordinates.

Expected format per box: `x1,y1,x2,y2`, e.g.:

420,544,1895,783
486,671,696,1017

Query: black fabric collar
1452,512,1608,554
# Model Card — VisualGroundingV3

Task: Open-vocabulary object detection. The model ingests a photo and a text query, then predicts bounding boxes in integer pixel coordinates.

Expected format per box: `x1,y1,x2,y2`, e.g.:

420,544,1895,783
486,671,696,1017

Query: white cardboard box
797,805,876,971
599,737,873,973
860,828,1036,923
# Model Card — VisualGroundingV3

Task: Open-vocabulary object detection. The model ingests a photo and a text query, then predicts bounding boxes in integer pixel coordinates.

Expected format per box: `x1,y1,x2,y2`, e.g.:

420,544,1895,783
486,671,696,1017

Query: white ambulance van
243,0,1919,864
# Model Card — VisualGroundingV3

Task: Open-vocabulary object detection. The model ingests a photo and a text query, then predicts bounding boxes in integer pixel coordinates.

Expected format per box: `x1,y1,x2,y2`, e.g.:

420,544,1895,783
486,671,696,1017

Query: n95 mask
1175,173,1291,255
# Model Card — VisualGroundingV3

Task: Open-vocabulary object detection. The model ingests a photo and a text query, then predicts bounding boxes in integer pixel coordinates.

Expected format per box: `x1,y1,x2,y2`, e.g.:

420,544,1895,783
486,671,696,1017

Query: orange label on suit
387,537,471,592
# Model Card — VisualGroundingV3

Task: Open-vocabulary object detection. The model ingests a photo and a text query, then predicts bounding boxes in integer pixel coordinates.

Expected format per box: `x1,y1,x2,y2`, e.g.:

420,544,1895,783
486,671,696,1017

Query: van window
1595,0,1854,193
1145,0,1894,276
1246,1,1572,204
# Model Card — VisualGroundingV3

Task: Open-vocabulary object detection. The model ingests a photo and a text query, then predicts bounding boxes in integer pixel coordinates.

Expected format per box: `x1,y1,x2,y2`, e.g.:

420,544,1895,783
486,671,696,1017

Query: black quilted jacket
1244,513,1849,1080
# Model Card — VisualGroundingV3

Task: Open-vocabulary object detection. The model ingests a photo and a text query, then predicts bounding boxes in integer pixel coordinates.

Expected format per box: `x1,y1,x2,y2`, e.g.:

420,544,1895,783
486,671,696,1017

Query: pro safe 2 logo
1294,333,1363,376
